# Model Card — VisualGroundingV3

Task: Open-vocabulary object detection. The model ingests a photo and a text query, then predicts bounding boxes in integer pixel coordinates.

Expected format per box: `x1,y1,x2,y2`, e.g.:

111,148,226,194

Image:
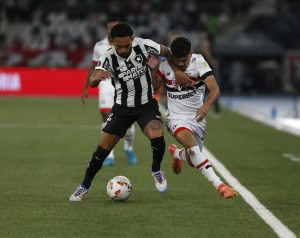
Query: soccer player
81,18,137,166
152,37,237,199
70,22,180,202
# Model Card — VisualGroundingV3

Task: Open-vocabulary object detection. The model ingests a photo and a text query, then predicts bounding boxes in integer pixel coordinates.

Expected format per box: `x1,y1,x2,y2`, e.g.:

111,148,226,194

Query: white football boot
152,170,167,193
69,185,88,202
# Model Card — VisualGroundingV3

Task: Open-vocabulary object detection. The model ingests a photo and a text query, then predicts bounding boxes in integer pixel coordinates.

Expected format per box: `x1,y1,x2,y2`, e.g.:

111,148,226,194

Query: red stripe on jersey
196,159,209,169
173,127,193,137
92,60,97,66
166,79,173,86
190,76,201,82
99,108,112,113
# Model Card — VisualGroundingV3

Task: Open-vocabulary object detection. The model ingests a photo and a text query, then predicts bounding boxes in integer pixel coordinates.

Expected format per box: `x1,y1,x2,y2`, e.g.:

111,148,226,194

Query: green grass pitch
0,97,299,238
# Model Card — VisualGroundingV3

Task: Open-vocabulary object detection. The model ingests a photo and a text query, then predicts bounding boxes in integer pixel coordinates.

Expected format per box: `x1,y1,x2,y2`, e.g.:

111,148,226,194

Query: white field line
0,122,99,130
203,147,297,238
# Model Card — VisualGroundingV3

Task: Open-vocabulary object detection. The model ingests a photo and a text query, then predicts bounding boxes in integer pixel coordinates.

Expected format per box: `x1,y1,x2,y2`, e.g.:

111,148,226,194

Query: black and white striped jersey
95,37,161,108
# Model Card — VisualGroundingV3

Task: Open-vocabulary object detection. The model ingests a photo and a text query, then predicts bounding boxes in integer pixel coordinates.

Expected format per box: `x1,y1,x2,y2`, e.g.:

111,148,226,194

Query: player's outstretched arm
159,45,195,87
196,75,220,121
146,56,164,91
81,65,95,104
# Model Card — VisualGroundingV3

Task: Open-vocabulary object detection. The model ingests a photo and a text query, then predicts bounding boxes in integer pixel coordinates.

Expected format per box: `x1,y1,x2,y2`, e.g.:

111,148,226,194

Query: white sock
187,146,222,188
124,124,135,151
174,148,187,161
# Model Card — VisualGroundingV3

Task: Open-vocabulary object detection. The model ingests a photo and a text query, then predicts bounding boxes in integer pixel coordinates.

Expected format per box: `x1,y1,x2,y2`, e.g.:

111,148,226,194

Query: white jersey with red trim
92,37,114,111
158,54,213,119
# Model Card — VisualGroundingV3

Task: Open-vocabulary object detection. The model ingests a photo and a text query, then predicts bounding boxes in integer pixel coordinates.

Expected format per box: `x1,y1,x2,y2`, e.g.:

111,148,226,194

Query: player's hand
196,105,208,121
81,90,89,104
146,55,160,71
174,71,195,88
90,70,112,87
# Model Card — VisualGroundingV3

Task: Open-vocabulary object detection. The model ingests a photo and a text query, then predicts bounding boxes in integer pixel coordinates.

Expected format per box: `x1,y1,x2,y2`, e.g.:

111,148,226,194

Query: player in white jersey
152,37,237,199
81,18,137,166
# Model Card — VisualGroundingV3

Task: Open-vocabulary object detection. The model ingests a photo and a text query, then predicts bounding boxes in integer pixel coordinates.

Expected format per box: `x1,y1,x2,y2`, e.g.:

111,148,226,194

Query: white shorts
98,79,115,113
166,117,206,149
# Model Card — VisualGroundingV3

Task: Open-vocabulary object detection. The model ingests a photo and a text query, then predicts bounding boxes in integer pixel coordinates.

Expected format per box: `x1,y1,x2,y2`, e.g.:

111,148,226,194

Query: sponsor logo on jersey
167,90,197,100
118,65,147,81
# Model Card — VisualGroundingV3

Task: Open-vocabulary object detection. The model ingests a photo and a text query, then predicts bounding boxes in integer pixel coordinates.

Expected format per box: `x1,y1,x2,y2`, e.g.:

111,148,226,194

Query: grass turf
0,97,299,238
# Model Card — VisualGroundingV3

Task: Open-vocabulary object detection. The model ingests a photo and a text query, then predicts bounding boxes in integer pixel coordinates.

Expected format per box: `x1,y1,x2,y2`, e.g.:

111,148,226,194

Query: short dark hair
170,37,191,58
111,23,133,38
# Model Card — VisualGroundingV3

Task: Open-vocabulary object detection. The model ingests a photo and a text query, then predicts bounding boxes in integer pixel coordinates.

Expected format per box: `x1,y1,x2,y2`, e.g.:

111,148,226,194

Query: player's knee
144,120,164,139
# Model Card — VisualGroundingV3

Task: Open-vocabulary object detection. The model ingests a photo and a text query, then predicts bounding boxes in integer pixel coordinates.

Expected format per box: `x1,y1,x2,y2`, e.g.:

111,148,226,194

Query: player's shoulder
133,37,158,46
191,53,206,63
159,58,171,73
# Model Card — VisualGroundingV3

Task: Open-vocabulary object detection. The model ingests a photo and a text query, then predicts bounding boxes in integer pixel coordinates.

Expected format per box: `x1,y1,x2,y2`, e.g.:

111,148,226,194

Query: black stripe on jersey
124,57,143,107
201,71,213,80
166,81,205,92
111,54,128,106
133,45,153,101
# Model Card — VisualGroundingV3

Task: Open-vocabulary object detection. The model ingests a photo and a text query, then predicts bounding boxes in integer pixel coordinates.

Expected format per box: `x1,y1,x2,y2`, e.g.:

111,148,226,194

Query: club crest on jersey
134,54,143,64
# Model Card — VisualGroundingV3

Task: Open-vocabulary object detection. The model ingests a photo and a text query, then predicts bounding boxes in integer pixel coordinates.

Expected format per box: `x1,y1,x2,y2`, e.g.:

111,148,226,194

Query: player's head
170,37,192,71
111,22,134,58
106,17,120,39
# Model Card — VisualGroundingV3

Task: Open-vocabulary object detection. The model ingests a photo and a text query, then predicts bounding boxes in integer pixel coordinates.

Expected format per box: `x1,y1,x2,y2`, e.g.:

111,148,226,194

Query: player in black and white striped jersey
70,22,182,201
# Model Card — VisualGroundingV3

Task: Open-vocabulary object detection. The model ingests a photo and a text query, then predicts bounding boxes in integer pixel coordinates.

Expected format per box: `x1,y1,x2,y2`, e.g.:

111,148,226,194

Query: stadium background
1,1,300,238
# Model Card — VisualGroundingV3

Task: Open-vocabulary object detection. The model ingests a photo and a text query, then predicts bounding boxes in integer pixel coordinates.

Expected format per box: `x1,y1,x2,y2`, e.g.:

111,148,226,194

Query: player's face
112,36,133,58
173,52,192,71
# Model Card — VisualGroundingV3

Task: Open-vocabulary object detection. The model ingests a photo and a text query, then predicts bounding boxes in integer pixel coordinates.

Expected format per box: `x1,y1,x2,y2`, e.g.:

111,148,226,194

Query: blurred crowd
1,0,300,94
0,0,252,68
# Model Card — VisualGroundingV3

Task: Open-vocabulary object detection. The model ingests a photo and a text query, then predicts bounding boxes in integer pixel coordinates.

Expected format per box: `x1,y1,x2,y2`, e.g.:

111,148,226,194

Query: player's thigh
166,119,198,148
137,102,163,139
103,112,135,138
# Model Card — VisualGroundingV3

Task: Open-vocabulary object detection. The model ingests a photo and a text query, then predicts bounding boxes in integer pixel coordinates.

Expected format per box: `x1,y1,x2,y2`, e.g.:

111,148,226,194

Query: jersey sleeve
196,55,213,80
142,38,161,56
95,55,111,71
158,61,166,79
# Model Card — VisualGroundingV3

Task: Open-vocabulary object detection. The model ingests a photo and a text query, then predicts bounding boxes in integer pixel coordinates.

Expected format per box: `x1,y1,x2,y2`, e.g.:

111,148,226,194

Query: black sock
151,136,165,172
81,146,110,189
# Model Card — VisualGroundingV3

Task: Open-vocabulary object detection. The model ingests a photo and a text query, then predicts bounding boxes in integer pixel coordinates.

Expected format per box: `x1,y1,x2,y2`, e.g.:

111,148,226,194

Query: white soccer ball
106,175,132,201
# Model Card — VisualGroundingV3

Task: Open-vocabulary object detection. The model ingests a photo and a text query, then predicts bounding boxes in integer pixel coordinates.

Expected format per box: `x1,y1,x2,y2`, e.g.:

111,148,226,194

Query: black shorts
103,99,163,138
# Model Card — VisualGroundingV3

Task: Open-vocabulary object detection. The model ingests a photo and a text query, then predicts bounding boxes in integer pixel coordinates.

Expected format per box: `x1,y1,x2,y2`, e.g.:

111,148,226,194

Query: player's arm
160,44,195,87
89,69,112,88
196,75,220,121
146,55,164,91
90,56,112,88
152,70,165,91
81,65,95,104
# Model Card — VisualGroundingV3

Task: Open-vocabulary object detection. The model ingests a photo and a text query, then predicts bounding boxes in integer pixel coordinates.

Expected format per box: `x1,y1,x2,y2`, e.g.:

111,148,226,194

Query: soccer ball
106,175,132,201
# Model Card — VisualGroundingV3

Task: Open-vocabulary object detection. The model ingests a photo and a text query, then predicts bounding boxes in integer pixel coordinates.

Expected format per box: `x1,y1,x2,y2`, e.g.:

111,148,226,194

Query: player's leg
173,129,237,199
138,100,167,192
99,80,115,165
69,132,120,202
123,124,138,165
70,112,131,202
